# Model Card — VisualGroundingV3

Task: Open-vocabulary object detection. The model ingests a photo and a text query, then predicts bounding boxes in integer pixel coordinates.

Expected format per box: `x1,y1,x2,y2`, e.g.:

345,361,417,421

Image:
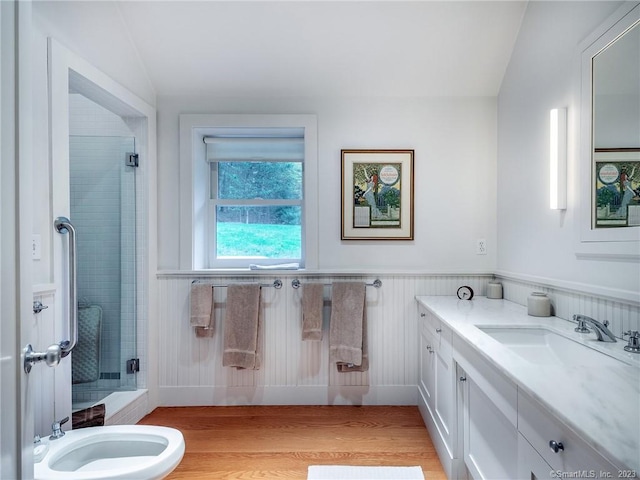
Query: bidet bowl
35,425,185,480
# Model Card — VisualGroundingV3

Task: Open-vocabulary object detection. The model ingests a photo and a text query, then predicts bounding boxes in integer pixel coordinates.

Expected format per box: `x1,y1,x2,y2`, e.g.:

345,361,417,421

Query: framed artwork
341,149,414,240
593,150,640,228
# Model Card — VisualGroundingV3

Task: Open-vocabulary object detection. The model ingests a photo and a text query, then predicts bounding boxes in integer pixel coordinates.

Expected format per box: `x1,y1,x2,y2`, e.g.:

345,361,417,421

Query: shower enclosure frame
48,37,158,429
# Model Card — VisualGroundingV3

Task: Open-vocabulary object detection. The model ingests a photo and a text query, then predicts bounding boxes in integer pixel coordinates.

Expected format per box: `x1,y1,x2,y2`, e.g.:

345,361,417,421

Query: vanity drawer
518,391,619,475
418,305,434,337
418,306,452,350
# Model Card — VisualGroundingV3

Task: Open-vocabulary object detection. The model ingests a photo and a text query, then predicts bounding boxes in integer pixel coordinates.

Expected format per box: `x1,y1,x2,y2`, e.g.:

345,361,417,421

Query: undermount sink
476,326,629,367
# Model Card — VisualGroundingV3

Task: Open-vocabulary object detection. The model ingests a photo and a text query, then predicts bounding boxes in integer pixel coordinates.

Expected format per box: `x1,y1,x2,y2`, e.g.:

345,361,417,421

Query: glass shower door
69,135,137,408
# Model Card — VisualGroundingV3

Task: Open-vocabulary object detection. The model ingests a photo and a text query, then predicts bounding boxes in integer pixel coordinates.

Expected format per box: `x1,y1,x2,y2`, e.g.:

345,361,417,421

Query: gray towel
329,282,368,372
337,306,368,373
72,305,102,384
302,283,324,341
222,284,262,370
190,283,214,327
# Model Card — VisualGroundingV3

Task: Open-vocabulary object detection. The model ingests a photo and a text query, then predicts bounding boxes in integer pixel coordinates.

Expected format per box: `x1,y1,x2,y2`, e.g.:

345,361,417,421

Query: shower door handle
54,217,78,358
24,217,78,373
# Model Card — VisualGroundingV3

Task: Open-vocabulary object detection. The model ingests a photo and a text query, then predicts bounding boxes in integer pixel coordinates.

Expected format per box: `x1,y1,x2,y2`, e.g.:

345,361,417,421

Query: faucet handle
52,416,69,429
573,314,591,333
50,416,69,440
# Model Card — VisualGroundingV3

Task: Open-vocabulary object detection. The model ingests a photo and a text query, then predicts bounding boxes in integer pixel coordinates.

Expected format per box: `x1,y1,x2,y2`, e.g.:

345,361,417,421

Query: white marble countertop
415,295,640,471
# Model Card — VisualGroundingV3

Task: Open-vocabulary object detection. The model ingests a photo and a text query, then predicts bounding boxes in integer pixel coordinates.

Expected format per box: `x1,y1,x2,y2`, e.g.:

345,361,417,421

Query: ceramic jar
486,282,503,299
527,292,551,317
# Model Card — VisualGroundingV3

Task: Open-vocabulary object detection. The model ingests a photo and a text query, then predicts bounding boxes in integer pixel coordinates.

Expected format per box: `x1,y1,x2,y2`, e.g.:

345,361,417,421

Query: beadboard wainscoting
155,272,639,407
496,274,640,337
31,285,59,436
156,274,491,406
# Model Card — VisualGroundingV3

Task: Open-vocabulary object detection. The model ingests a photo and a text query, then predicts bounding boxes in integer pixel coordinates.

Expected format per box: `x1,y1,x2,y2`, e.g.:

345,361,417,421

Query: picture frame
341,149,414,240
593,150,640,228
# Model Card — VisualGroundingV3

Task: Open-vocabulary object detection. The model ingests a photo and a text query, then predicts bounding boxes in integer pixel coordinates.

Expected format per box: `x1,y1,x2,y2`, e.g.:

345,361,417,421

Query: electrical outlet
476,238,487,255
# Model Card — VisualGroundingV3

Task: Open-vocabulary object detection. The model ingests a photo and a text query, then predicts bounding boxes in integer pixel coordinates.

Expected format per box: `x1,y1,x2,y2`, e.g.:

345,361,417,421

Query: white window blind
204,135,304,162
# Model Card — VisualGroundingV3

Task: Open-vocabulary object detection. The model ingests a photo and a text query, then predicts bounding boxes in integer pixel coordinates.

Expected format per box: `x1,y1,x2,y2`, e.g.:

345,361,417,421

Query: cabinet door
460,366,518,480
434,324,455,456
420,329,436,411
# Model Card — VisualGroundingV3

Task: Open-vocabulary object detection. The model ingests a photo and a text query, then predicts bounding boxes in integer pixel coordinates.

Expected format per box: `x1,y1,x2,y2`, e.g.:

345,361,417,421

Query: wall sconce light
549,108,567,210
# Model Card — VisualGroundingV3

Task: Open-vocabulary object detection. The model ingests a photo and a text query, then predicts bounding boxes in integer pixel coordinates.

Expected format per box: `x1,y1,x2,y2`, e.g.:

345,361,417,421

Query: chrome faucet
573,314,617,343
50,416,69,440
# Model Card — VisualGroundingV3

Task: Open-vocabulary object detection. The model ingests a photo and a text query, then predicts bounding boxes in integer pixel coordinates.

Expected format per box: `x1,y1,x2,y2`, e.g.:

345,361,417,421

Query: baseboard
158,385,417,406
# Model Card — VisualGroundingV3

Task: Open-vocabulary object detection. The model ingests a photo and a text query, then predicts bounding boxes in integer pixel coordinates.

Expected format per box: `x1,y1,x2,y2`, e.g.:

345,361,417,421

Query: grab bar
24,216,78,373
54,216,78,358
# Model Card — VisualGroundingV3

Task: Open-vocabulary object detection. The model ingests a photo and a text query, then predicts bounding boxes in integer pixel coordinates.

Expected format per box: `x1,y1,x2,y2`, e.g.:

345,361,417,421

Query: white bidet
34,425,185,480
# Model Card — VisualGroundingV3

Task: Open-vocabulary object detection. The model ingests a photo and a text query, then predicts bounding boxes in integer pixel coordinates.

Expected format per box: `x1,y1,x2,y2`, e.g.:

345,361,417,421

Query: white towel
190,283,214,328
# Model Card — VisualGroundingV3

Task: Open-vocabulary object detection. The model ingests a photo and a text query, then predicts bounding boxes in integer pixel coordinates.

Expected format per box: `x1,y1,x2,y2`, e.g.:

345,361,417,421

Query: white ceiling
113,1,527,98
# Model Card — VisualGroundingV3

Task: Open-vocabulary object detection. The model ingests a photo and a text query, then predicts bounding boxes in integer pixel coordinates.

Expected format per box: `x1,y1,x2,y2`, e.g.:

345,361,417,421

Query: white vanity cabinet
418,305,458,479
415,296,638,480
456,337,518,480
517,391,620,479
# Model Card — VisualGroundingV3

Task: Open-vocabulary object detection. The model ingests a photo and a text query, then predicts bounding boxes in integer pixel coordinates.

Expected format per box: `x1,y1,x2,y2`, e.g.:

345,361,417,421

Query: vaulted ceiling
40,1,530,98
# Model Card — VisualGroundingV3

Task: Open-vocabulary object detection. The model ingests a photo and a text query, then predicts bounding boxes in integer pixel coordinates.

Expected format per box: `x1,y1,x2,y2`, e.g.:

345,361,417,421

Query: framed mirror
580,2,640,251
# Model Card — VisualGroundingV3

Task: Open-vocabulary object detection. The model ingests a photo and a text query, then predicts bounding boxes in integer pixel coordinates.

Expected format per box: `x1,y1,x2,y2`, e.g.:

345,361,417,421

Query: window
180,115,318,269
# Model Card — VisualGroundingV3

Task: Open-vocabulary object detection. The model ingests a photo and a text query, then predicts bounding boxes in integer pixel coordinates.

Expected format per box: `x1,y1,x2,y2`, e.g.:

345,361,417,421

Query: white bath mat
307,465,425,480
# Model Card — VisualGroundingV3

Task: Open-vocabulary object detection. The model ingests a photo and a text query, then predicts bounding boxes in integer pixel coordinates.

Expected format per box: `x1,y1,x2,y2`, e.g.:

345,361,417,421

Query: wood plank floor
138,405,447,480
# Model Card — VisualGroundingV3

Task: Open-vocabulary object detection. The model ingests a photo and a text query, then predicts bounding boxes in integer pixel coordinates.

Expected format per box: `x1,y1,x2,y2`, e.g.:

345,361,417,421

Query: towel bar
191,279,283,289
291,279,382,289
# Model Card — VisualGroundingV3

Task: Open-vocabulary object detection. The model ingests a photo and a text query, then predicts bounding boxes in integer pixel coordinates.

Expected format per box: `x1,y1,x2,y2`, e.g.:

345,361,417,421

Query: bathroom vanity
415,296,640,480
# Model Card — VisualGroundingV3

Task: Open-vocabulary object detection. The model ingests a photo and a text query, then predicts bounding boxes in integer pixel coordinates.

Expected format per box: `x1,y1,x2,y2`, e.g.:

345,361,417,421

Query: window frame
179,114,318,270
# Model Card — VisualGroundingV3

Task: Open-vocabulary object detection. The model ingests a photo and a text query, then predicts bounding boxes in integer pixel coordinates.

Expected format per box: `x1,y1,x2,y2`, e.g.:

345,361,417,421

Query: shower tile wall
70,94,138,400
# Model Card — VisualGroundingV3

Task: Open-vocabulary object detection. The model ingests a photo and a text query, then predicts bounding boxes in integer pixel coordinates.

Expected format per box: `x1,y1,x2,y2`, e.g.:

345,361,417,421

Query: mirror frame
579,2,640,257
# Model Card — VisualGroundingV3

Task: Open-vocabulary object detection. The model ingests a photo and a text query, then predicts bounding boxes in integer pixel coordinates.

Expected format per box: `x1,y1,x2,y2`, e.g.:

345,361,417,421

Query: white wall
497,1,639,297
158,95,497,272
32,1,155,106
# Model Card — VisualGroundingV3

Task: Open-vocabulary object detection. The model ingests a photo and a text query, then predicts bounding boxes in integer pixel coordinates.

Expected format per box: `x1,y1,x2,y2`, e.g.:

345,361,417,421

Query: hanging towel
337,305,368,373
190,283,213,327
302,283,324,341
329,282,368,372
222,284,262,370
72,305,102,384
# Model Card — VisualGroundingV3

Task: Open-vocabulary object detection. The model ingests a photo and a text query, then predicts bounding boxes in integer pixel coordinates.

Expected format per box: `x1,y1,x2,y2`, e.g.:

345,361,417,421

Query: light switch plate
32,234,41,260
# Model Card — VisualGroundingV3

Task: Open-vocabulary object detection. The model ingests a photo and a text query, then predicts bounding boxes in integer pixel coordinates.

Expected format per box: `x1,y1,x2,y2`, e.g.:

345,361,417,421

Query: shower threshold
72,389,148,425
